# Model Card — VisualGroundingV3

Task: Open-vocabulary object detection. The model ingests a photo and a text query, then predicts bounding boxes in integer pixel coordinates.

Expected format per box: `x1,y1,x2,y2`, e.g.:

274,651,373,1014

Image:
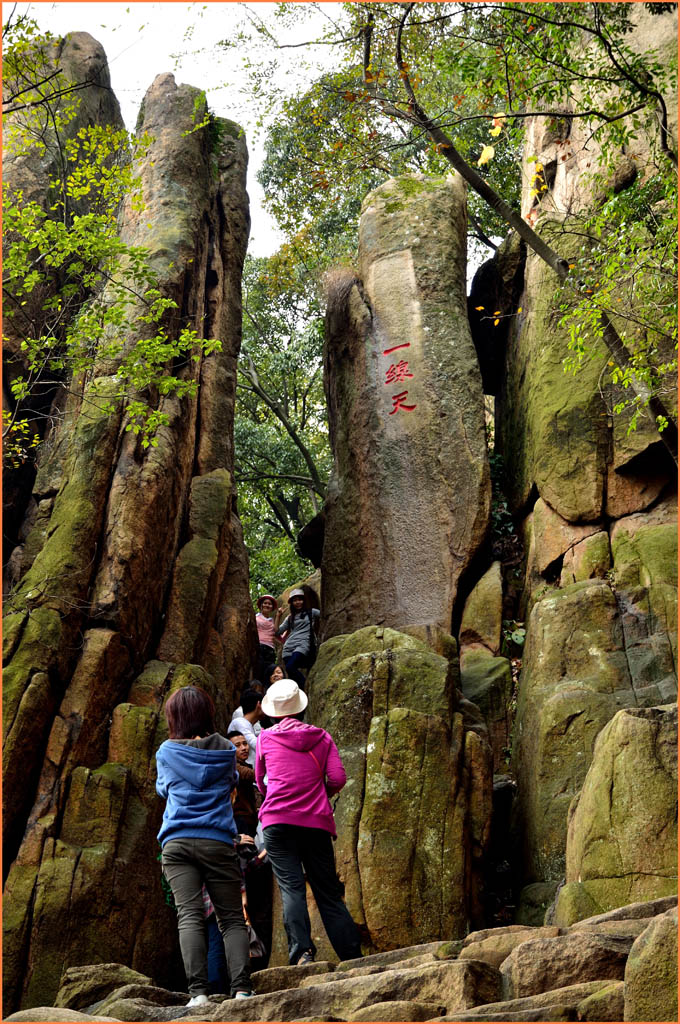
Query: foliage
502,619,526,651
487,441,523,565
255,16,522,256
559,163,677,432
235,254,332,595
2,13,219,467
241,504,311,603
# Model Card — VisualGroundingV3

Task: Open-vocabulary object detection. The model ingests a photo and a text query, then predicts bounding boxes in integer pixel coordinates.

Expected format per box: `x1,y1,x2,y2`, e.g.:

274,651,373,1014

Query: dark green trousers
161,837,250,996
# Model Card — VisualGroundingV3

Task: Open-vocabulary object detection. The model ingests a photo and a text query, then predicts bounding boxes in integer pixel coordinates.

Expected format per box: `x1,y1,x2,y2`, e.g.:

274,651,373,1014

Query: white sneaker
234,990,255,999
187,994,210,1008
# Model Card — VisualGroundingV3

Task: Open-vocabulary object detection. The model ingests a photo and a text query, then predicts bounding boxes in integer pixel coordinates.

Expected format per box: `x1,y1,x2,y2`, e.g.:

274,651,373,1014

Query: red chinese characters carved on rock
381,341,417,415
389,390,417,415
384,360,414,386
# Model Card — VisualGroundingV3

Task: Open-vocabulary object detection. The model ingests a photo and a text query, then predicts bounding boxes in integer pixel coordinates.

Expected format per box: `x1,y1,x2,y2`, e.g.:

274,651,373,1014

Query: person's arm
313,608,321,635
155,753,169,799
255,735,266,795
275,614,290,638
237,762,255,784
240,719,258,757
324,735,346,797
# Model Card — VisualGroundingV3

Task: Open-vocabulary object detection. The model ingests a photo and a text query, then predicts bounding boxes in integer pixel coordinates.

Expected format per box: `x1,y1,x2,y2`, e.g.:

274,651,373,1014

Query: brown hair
165,685,215,739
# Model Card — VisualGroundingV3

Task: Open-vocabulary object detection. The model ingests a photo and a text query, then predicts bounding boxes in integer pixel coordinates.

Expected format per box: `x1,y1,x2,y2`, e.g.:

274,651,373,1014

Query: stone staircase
7,897,676,1023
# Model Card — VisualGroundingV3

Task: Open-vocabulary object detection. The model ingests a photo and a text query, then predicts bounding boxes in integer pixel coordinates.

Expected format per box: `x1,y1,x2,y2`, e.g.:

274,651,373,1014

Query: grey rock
55,965,152,1010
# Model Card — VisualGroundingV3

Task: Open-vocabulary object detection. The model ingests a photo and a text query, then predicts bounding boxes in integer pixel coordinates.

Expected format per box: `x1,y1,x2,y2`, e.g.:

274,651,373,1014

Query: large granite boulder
553,705,677,925
512,580,639,882
292,626,493,960
459,652,513,773
3,62,254,1013
500,931,632,1000
623,907,678,1022
498,226,671,524
459,562,503,657
321,174,490,639
610,500,678,681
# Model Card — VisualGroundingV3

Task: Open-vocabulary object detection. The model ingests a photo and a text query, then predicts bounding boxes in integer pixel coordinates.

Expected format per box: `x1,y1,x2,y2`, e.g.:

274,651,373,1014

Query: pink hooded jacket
255,718,346,835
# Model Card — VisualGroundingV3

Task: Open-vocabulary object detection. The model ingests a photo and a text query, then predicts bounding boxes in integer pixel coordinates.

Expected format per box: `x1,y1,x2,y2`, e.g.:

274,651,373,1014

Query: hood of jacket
266,717,327,752
159,734,236,790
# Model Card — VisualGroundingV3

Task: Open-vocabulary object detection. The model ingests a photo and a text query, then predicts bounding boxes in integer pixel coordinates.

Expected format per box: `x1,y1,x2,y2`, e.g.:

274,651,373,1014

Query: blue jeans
283,650,311,687
206,914,228,994
263,824,362,965
161,838,250,996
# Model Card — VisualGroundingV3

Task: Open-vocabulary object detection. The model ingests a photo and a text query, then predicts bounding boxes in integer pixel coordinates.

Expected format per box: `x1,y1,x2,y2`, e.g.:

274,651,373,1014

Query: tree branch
239,352,326,493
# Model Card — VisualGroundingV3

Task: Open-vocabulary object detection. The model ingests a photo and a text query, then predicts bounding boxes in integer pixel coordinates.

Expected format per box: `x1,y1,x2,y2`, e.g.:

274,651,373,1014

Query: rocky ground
7,897,676,1023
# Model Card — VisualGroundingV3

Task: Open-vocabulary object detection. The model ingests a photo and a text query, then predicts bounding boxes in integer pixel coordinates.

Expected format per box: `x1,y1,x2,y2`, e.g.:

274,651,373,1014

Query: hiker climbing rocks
255,679,362,966
255,594,281,680
155,685,254,1004
275,588,320,687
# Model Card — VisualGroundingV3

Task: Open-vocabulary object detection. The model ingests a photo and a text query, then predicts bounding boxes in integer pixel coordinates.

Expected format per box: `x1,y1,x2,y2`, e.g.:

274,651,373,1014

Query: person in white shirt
228,689,264,767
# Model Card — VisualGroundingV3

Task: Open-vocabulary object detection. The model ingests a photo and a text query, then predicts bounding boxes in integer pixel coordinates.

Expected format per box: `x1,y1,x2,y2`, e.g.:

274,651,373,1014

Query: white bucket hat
262,679,308,718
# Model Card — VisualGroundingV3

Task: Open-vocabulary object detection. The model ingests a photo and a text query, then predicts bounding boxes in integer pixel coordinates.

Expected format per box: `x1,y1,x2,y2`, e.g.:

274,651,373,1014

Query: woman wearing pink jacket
255,679,362,966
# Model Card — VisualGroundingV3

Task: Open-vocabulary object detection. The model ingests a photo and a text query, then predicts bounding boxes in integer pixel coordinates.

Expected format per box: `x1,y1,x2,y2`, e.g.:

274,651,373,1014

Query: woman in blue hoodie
156,685,253,1006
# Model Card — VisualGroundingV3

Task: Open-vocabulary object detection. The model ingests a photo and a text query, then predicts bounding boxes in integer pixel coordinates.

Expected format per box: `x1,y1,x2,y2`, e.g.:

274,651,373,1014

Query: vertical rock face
2,32,126,573
321,174,490,639
488,5,679,901
512,531,677,888
2,64,255,1012
497,8,677,523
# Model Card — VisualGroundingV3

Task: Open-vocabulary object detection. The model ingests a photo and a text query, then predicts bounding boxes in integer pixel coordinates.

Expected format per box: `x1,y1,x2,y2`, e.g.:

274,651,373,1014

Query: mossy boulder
12,378,122,612
107,704,160,788
577,980,624,1022
304,626,491,960
358,708,468,947
3,607,64,860
515,882,560,926
511,580,640,882
560,531,611,586
398,624,459,669
55,963,152,1011
611,514,677,672
156,536,219,662
460,651,512,771
498,223,670,523
623,907,678,1022
498,233,607,521
188,468,231,542
553,705,677,926
532,499,600,575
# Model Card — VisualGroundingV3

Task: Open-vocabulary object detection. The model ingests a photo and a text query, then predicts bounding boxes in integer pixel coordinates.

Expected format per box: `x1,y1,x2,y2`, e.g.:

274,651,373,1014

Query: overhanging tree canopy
236,1,677,458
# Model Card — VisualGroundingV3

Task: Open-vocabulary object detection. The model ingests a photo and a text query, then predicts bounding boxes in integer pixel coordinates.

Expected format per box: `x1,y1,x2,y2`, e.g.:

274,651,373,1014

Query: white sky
6,2,339,256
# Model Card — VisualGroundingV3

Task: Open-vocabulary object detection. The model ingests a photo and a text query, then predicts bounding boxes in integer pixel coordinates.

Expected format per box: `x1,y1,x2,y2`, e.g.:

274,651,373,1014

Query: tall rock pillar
322,174,490,639
3,65,255,1012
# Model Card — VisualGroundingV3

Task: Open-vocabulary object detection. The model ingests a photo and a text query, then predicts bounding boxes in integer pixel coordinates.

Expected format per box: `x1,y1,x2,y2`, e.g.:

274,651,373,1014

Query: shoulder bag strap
307,747,324,777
